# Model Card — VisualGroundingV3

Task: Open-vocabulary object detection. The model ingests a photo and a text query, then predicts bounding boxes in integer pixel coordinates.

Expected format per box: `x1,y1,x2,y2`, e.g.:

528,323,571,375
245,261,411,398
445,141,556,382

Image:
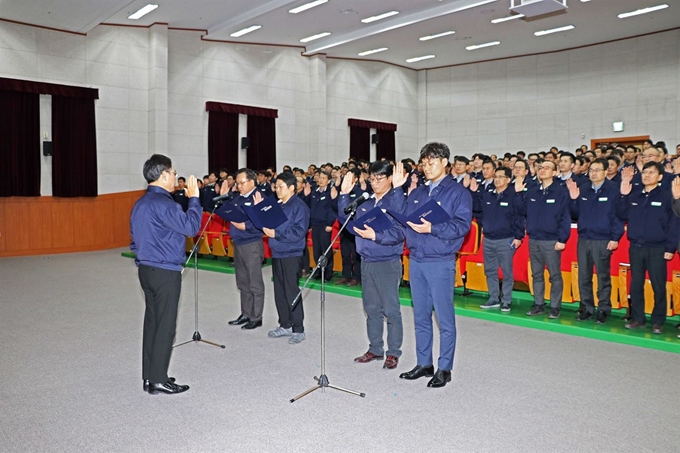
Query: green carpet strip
120,252,680,354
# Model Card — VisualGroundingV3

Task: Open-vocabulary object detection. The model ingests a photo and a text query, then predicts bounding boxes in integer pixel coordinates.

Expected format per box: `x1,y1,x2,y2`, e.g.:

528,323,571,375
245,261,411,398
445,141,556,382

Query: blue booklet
347,207,394,235
386,198,451,227
242,195,288,229
215,202,249,223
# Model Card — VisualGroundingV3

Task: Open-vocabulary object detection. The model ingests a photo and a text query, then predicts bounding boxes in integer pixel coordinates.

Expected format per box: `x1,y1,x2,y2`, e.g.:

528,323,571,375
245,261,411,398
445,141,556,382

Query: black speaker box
43,141,53,156
371,134,379,144
241,137,250,149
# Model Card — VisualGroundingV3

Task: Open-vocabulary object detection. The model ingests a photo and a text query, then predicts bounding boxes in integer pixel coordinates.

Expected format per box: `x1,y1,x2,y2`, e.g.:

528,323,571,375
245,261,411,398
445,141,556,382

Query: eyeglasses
235,179,251,186
641,170,660,176
537,165,555,171
642,153,660,159
369,175,388,183
589,168,604,173
493,175,509,180
165,170,177,177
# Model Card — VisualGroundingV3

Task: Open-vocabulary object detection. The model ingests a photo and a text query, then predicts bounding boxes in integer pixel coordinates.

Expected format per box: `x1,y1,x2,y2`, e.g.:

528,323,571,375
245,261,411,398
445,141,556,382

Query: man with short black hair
396,142,472,389
130,154,201,395
303,170,337,281
617,162,679,334
260,171,310,345
217,168,266,330
172,176,189,212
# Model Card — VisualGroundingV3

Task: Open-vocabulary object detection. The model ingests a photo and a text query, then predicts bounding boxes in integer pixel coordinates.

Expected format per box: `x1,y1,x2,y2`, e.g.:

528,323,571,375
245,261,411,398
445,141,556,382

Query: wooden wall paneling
51,200,75,248
0,202,5,252
5,201,31,251
27,200,53,250
111,195,135,244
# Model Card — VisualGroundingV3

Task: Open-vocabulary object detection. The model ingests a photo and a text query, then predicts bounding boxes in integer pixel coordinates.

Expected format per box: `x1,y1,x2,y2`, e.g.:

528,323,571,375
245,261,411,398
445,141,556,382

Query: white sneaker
268,326,293,338
288,332,306,344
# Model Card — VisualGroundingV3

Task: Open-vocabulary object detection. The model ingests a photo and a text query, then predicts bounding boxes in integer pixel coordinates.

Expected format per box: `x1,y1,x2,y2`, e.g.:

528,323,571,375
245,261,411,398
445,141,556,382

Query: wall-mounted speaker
371,134,379,144
241,137,250,149
43,141,53,157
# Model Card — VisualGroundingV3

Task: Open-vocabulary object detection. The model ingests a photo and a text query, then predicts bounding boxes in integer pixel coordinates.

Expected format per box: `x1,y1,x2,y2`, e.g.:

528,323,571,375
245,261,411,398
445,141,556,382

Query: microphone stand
174,201,226,349
289,205,365,403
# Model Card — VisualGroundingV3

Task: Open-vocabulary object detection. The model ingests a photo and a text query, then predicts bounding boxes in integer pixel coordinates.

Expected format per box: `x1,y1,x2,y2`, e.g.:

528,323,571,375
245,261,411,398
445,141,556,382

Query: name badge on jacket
546,199,555,204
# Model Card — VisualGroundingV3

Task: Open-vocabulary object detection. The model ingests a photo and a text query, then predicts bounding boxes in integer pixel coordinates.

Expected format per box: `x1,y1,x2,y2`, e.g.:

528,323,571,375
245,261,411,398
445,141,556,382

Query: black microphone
343,192,370,214
212,193,232,203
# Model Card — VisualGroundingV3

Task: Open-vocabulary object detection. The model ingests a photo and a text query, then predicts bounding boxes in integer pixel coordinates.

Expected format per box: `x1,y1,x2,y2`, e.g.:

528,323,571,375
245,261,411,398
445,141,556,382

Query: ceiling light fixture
419,31,455,41
618,4,668,19
406,55,435,63
128,4,158,20
491,14,524,23
300,32,331,43
534,24,575,36
289,0,328,14
453,0,497,12
230,25,262,38
358,47,389,56
361,11,400,24
466,41,500,50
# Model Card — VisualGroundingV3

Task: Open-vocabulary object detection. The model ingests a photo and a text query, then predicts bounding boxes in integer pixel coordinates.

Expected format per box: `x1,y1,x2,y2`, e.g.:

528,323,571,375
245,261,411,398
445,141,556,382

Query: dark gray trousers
483,237,516,305
234,240,265,321
577,239,613,314
361,260,403,357
529,239,563,308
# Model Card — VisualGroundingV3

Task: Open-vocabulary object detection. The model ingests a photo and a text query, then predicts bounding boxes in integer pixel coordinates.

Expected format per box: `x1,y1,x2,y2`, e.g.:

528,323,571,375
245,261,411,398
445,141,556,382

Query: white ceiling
2,0,678,69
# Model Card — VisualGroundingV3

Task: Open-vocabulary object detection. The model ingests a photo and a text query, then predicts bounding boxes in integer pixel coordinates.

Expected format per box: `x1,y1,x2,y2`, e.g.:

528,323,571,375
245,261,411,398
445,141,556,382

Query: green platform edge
121,252,680,354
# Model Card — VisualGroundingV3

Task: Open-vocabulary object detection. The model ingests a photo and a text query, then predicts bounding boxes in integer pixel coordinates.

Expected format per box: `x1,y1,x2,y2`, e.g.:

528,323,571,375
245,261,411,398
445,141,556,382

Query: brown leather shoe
337,278,351,285
383,355,399,369
354,351,383,363
347,279,360,287
652,324,664,334
625,320,646,330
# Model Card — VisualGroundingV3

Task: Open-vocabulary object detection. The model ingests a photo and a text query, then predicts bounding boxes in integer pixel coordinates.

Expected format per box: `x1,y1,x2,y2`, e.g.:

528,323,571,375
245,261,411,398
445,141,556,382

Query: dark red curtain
348,118,397,131
246,115,276,171
52,96,98,197
349,126,370,161
208,111,239,174
376,129,396,162
206,101,277,118
0,90,40,197
0,77,98,99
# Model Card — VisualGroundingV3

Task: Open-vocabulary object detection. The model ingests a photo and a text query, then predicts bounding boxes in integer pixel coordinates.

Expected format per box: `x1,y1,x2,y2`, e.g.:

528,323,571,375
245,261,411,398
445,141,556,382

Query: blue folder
215,202,249,223
386,198,451,227
347,207,394,235
242,195,288,229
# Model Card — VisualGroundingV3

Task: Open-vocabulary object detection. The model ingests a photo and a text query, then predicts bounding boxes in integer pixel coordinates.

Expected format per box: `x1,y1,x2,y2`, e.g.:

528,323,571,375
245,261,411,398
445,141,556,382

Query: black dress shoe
241,320,262,330
143,377,175,392
228,314,250,326
148,381,189,395
427,369,452,388
399,365,435,380
595,311,608,324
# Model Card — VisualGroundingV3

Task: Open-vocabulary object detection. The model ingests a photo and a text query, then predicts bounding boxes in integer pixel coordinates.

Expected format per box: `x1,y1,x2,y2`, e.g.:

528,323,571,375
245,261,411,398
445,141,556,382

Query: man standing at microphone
131,154,201,395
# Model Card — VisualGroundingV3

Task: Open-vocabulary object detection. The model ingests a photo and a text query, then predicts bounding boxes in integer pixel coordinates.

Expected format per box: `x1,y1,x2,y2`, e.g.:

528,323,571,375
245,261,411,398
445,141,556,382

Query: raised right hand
185,175,199,198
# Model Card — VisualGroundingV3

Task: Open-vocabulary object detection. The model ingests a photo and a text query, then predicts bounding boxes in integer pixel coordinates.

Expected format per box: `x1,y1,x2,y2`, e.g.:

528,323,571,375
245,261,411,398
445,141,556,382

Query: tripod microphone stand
174,203,226,349
289,210,365,403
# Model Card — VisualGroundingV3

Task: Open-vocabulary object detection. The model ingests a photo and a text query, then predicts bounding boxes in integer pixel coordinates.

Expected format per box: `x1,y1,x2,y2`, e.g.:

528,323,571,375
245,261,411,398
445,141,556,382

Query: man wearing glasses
337,161,407,370
395,142,472,388
515,160,571,319
627,147,676,193
218,168,266,330
566,158,624,324
469,166,524,312
617,162,679,334
130,154,201,394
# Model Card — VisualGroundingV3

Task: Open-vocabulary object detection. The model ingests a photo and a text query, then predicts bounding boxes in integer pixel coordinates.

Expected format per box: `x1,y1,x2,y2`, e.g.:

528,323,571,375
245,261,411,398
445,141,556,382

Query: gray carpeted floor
0,250,677,453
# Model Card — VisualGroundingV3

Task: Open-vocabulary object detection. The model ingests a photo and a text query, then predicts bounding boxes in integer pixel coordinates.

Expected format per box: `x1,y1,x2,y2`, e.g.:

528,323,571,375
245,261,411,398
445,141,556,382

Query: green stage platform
121,252,680,354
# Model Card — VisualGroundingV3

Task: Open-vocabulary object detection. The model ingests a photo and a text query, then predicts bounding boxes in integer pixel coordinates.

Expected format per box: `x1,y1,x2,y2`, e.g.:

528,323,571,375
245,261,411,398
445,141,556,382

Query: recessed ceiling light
361,11,400,23
419,31,455,41
128,4,158,20
300,32,331,43
491,14,524,23
289,0,328,14
406,55,435,63
618,4,668,19
358,47,389,56
534,25,575,36
466,41,500,50
580,0,591,2
230,25,262,38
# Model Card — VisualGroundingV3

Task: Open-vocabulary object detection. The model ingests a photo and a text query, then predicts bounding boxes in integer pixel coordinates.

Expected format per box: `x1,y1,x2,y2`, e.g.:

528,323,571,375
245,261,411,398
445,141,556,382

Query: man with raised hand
338,161,407,370
131,154,201,395
566,158,624,324
470,166,524,312
396,142,472,389
514,159,571,319
616,162,679,334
